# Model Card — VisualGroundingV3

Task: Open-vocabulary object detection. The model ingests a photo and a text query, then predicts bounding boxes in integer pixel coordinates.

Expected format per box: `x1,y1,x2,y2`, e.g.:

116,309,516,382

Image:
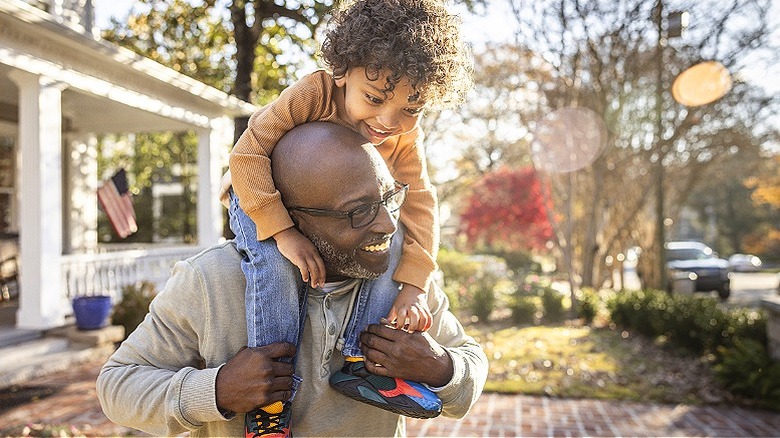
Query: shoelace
248,410,284,436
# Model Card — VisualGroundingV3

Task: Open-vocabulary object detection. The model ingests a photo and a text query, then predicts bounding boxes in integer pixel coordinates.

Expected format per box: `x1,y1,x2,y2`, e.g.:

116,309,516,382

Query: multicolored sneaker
244,401,292,437
329,360,442,419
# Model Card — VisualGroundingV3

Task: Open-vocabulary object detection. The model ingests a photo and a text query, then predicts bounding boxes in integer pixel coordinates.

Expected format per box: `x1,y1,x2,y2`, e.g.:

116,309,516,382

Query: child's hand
274,227,326,288
385,284,432,332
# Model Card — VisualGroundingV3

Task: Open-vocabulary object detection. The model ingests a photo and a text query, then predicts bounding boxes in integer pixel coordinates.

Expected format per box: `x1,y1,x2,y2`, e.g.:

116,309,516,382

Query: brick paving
407,395,780,437
1,356,779,437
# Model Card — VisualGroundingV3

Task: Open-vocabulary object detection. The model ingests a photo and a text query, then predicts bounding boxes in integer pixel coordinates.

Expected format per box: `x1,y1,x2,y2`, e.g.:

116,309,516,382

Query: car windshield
666,248,711,261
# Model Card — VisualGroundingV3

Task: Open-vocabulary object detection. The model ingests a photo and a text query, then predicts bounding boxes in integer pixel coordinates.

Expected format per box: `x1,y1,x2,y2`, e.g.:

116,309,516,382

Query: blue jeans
228,191,402,360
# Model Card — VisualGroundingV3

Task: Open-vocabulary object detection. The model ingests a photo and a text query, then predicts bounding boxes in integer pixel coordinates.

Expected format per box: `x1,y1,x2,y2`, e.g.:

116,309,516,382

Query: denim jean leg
287,281,309,401
228,191,302,350
340,227,405,358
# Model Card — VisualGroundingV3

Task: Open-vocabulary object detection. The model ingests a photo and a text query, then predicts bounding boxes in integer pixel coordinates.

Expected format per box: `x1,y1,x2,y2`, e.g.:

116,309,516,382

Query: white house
0,0,256,331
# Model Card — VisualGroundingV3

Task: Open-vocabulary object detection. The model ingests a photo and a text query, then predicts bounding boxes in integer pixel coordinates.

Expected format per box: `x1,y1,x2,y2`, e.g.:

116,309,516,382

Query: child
224,0,472,436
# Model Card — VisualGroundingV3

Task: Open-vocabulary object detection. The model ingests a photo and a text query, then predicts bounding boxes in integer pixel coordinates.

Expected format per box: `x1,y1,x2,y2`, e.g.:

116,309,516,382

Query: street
726,272,780,309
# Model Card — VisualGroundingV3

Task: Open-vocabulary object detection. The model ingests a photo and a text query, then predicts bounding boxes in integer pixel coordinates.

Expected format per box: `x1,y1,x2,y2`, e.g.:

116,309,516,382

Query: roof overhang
0,0,257,133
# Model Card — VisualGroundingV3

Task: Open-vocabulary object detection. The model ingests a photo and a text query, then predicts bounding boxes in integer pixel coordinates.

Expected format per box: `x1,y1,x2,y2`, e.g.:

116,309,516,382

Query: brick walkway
407,394,780,437
1,356,779,437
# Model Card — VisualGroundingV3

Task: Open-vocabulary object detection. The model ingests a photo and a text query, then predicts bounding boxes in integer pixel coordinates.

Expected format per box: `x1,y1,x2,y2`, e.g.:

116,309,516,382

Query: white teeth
363,240,390,252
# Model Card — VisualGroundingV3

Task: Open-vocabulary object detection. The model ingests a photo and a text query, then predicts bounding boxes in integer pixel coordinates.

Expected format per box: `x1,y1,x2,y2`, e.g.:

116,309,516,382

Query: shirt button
324,299,331,309
328,325,336,335
325,350,332,360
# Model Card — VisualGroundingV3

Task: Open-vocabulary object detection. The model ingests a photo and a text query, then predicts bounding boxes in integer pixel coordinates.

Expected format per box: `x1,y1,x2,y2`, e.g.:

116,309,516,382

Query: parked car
665,241,731,300
727,253,763,272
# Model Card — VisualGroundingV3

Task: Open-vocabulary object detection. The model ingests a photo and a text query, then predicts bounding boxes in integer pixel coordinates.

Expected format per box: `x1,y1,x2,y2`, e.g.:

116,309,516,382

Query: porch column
196,116,232,245
9,71,68,330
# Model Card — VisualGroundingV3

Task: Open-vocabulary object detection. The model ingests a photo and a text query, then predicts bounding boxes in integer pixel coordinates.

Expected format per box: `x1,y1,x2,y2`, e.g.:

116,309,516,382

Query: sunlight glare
672,61,732,107
531,107,608,173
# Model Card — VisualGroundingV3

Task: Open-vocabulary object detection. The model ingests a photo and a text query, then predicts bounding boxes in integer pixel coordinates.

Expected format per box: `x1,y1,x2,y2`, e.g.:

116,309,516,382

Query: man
97,122,488,437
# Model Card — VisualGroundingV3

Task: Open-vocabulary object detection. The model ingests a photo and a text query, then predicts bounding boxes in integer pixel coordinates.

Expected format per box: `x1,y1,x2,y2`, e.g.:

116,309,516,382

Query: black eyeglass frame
288,181,409,229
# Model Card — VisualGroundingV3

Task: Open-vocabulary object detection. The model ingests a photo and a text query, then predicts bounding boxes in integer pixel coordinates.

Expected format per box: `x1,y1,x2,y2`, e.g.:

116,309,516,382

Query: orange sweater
227,70,439,291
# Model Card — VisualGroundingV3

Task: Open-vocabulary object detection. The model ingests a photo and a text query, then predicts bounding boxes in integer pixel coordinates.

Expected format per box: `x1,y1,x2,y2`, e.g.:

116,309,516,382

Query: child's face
335,67,426,145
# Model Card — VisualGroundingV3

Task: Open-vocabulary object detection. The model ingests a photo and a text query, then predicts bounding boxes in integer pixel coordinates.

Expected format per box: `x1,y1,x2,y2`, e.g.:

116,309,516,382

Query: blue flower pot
72,295,112,330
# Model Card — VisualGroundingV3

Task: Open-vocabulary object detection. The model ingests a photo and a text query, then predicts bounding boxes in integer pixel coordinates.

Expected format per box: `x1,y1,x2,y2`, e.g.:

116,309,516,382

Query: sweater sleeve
96,260,230,436
229,71,331,239
383,127,440,291
426,282,489,419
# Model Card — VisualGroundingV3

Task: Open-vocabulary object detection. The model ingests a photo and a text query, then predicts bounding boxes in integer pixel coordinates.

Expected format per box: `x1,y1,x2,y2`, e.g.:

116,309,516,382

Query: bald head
272,122,388,209
272,122,399,281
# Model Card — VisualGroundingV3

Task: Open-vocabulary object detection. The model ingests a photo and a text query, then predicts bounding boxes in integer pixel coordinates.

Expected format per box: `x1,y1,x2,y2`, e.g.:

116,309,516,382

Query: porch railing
60,245,204,301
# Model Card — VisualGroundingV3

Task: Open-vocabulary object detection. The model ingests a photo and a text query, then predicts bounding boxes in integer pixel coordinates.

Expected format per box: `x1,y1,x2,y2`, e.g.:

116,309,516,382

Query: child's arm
378,128,440,331
229,72,332,241
229,71,333,287
379,128,440,292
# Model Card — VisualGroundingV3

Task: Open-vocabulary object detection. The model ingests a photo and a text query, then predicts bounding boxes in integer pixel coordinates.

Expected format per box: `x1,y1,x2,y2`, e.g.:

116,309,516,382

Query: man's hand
274,227,326,288
215,343,296,414
385,284,432,332
359,324,453,387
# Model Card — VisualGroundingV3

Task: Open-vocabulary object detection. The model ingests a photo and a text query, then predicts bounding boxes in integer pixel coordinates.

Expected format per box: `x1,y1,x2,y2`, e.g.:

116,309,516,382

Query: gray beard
309,234,380,280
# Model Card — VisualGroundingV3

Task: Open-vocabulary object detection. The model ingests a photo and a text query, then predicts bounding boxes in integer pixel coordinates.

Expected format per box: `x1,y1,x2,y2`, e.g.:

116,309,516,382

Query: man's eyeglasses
288,181,409,229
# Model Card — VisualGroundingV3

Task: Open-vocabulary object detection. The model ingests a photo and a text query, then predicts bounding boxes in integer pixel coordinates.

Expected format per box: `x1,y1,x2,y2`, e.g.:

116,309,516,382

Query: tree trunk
231,1,258,143
580,162,606,288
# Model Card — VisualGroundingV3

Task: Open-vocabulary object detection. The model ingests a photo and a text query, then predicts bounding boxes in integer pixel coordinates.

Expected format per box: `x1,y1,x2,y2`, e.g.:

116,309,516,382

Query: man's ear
334,75,347,88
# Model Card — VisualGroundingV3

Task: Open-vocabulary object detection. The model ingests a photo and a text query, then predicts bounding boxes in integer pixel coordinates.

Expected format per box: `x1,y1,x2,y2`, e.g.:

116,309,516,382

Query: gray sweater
97,242,488,437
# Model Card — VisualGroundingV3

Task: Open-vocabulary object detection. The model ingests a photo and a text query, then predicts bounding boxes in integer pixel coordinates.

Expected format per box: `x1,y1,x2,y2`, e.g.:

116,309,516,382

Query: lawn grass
467,319,731,405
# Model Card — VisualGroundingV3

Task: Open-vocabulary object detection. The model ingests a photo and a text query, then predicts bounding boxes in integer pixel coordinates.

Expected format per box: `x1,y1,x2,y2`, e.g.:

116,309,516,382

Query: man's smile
362,238,391,253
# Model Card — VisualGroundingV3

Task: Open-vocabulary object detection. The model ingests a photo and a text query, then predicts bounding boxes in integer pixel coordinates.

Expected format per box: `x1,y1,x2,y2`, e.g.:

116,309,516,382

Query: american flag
97,169,137,239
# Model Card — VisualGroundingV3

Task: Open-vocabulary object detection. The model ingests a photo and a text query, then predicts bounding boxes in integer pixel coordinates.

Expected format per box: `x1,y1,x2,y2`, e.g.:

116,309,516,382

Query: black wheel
717,284,730,301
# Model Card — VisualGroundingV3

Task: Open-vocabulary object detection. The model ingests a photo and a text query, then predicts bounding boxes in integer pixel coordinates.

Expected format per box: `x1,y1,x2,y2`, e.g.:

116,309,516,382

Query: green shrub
112,281,157,339
518,274,543,293
663,294,728,353
606,289,767,356
603,288,775,410
726,308,767,346
437,248,482,287
714,337,780,411
512,274,564,323
510,296,538,325
576,287,600,324
437,248,482,312
606,289,668,338
484,248,537,277
468,272,498,322
540,286,565,323
437,248,512,321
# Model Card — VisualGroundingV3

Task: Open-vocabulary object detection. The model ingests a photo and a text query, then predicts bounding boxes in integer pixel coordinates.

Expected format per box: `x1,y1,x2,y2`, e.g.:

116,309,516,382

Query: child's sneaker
244,401,292,437
329,360,442,418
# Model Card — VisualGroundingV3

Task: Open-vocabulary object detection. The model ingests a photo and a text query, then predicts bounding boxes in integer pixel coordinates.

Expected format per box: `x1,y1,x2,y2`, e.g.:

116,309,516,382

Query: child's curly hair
321,0,473,110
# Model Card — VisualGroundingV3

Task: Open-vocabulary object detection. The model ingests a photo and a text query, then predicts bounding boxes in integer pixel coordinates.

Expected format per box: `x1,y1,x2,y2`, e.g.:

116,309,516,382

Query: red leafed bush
460,167,554,250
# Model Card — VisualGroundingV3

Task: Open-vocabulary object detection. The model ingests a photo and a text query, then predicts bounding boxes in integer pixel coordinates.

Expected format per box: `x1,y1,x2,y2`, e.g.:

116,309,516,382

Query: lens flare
672,61,732,107
531,107,608,173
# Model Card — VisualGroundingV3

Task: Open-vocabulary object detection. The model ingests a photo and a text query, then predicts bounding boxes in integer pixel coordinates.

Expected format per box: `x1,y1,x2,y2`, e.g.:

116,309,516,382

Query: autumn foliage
460,167,553,251
743,156,780,259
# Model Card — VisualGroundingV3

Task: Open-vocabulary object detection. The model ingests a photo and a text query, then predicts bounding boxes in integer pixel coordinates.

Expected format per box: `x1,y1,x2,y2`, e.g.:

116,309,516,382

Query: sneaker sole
330,379,442,419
